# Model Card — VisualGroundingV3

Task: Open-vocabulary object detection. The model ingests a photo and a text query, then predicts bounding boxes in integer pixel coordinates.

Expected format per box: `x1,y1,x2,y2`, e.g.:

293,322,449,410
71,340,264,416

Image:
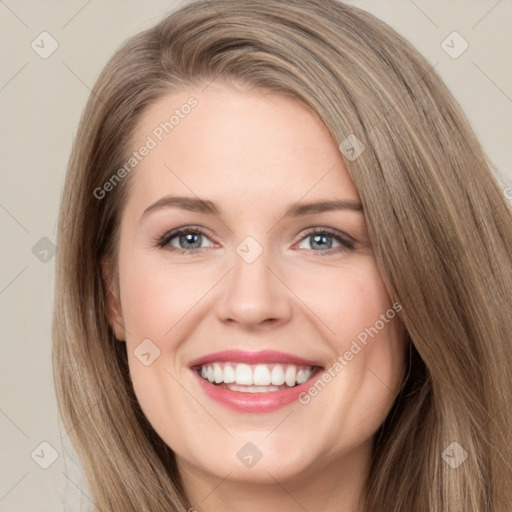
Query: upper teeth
199,362,314,387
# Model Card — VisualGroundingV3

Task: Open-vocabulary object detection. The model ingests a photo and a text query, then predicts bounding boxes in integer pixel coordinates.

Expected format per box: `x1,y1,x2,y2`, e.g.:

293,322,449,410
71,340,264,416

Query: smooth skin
104,81,407,512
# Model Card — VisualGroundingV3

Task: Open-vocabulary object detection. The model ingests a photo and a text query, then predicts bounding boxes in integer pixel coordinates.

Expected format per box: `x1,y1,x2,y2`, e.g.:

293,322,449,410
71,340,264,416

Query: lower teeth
217,382,293,393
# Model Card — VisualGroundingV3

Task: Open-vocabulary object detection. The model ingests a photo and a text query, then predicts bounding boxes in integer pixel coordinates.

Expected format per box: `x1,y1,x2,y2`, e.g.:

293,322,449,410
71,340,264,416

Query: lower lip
192,369,322,413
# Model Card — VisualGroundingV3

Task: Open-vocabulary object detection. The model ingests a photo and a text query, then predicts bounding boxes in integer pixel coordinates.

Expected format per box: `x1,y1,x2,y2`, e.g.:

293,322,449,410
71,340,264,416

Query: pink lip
188,349,323,368
188,349,324,413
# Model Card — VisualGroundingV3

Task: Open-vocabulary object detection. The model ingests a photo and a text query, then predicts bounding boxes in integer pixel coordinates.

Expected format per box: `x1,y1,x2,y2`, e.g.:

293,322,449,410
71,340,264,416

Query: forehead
125,83,360,215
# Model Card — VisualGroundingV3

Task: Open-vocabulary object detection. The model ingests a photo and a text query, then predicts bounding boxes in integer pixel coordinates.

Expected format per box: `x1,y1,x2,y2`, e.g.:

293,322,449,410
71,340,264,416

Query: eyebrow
140,195,363,223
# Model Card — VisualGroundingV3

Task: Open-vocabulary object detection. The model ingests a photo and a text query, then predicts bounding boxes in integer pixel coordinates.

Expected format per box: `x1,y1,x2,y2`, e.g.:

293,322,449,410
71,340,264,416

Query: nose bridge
215,235,292,327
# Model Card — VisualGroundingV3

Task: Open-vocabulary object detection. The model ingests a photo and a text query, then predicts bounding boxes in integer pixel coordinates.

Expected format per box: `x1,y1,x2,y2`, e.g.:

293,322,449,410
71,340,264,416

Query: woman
52,0,512,510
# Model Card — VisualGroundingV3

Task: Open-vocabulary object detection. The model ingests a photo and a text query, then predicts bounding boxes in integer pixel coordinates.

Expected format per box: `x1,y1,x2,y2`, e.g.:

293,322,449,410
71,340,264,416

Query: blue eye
296,228,355,254
156,226,354,256
157,227,214,254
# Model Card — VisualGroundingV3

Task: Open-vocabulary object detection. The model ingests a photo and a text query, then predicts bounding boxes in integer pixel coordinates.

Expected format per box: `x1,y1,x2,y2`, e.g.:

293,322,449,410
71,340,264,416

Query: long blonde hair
52,0,512,510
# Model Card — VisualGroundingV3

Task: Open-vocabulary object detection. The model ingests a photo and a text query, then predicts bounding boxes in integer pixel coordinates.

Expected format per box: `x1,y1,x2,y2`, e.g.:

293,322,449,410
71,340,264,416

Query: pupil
311,234,332,250
181,232,201,249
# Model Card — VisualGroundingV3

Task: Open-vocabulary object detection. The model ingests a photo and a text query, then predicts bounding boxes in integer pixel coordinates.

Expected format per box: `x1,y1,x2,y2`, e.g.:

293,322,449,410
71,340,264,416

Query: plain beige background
0,1,511,510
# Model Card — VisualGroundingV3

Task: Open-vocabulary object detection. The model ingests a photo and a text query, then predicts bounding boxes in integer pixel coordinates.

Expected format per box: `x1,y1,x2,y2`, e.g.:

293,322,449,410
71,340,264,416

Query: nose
215,245,293,331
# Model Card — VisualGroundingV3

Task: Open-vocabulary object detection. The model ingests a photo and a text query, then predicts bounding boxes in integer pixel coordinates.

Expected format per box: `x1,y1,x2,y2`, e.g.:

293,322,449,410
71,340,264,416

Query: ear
101,259,126,341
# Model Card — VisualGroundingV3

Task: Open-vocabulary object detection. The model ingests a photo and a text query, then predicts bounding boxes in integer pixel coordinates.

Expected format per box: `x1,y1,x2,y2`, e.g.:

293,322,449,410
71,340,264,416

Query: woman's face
104,82,407,488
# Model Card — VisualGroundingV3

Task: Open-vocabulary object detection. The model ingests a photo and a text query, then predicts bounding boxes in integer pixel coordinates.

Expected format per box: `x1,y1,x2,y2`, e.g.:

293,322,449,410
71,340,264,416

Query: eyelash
154,226,355,256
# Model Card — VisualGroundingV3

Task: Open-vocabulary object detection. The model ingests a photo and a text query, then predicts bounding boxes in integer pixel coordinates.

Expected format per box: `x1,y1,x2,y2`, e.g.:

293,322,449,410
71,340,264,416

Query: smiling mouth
193,362,323,393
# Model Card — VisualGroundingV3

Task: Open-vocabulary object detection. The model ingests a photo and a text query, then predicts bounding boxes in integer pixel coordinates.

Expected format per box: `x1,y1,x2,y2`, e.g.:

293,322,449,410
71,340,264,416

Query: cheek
121,262,189,438
118,256,214,426
325,260,406,393
295,260,406,436
119,254,209,338
294,256,396,347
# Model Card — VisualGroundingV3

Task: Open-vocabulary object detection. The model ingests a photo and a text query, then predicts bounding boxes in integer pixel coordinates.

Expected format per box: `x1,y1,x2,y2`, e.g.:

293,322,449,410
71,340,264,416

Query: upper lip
188,349,324,369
